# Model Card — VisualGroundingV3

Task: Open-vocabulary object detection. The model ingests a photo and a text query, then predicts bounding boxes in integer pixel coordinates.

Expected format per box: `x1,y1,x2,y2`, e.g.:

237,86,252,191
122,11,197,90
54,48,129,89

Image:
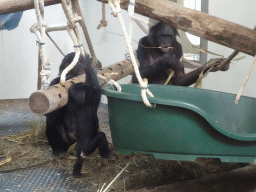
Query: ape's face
154,24,176,53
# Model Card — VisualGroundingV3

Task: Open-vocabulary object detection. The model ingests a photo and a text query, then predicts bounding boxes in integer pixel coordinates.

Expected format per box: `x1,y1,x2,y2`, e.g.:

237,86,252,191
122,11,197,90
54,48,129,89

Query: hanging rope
97,2,108,29
33,0,51,90
72,0,98,63
60,0,84,85
108,0,154,108
234,56,256,104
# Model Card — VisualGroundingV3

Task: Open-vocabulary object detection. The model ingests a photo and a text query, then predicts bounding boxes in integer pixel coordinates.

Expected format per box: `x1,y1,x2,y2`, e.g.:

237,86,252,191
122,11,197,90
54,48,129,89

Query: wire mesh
0,99,111,191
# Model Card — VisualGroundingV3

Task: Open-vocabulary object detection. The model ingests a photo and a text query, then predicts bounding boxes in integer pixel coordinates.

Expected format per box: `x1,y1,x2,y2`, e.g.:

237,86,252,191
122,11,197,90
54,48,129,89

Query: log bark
97,0,256,56
127,164,256,192
29,59,134,115
0,0,66,15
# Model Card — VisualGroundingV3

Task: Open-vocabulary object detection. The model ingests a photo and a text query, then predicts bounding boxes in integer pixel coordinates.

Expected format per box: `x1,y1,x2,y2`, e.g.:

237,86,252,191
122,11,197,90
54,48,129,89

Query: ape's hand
205,58,230,72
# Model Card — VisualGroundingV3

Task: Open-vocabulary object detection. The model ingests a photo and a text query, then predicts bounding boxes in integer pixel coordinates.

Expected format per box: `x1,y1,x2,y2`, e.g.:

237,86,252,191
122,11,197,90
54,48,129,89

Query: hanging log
97,0,256,56
29,59,134,115
126,164,256,192
29,56,208,115
0,0,68,15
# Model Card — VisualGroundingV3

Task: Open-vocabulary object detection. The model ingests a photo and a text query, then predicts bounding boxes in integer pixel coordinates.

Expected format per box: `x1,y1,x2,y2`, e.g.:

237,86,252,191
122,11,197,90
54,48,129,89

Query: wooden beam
29,59,134,115
29,56,203,115
126,164,256,192
0,0,63,15
97,0,256,56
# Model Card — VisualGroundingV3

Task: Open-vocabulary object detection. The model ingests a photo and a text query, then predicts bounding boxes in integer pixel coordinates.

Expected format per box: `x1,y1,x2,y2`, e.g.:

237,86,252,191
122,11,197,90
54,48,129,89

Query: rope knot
111,11,120,17
30,23,39,33
97,20,108,29
109,0,121,17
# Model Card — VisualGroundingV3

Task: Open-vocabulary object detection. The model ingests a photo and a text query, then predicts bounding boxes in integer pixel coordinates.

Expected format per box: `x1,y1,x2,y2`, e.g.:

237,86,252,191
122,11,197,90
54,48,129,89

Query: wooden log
0,0,67,15
127,164,256,192
97,0,256,56
29,59,134,115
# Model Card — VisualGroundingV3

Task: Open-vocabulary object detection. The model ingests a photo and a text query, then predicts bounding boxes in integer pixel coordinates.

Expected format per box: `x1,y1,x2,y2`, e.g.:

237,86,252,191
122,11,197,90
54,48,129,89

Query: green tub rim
101,84,256,142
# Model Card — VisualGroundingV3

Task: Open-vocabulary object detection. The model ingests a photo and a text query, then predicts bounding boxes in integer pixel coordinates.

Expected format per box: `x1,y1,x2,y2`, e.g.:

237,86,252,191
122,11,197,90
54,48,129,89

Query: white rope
97,74,122,92
107,80,122,92
234,56,256,104
128,0,135,43
108,0,154,108
60,0,85,85
33,0,51,90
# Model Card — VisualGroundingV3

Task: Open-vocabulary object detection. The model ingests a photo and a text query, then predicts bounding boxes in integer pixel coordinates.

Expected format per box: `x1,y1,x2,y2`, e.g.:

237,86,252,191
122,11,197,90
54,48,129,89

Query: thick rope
97,2,108,29
60,0,84,85
33,0,51,90
234,56,256,104
72,0,97,59
109,0,154,108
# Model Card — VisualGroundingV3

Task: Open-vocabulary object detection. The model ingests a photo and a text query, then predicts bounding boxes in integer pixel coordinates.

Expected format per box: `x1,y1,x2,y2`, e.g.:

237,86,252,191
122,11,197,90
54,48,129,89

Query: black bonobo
45,53,110,177
67,54,110,177
132,22,230,86
45,52,88,155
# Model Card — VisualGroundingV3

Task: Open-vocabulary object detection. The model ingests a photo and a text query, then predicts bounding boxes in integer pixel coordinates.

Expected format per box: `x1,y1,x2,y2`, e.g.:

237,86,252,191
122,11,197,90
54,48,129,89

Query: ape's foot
72,172,85,178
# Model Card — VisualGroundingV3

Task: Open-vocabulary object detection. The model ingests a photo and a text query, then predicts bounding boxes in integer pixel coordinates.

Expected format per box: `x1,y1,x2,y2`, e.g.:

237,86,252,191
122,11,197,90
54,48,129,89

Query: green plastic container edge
115,146,256,163
101,85,256,142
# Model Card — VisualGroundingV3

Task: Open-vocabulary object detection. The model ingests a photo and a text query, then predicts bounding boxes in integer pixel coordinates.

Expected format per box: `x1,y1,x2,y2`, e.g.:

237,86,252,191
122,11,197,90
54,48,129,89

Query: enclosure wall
202,0,256,97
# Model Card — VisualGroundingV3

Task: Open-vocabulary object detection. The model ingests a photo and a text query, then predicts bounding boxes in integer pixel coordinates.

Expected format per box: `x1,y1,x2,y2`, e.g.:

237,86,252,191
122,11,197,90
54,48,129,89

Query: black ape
45,53,110,175
132,22,229,86
67,55,110,177
45,52,88,155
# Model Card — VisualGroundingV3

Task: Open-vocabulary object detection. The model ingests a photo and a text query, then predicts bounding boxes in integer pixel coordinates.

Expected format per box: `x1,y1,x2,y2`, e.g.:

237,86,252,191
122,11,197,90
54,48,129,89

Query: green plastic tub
101,84,256,163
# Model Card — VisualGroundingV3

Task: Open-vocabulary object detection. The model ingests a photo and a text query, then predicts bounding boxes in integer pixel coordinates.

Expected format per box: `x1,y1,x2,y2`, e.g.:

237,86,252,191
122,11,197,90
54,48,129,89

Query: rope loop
106,80,122,92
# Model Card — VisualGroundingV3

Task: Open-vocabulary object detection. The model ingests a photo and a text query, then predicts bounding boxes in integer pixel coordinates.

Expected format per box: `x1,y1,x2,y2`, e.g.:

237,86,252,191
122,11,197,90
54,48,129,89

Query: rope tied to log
33,0,51,90
108,0,154,108
60,0,85,85
98,74,122,92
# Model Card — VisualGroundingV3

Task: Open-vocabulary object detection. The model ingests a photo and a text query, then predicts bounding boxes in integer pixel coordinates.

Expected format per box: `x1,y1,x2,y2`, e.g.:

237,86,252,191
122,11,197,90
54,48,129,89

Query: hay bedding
0,120,243,191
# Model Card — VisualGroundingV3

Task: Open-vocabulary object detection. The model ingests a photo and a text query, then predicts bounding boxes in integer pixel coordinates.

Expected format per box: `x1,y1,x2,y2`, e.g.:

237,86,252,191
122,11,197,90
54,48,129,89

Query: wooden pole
29,56,204,115
0,0,66,15
97,0,256,56
126,164,256,192
29,59,134,115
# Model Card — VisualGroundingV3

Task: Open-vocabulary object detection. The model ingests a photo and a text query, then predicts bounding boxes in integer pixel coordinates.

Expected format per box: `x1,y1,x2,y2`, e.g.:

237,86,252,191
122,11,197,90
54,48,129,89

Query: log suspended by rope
29,56,203,115
97,0,256,56
29,59,134,115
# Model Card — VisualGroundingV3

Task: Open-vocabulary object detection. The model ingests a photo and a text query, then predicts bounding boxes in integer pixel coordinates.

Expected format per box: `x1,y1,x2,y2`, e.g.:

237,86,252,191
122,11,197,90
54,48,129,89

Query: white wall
0,0,148,99
0,4,74,99
202,0,256,98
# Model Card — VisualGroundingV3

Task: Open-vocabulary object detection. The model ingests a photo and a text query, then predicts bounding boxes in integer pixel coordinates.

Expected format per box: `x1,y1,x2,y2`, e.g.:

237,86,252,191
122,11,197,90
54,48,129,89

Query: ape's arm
173,58,230,86
83,55,100,89
173,66,205,86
